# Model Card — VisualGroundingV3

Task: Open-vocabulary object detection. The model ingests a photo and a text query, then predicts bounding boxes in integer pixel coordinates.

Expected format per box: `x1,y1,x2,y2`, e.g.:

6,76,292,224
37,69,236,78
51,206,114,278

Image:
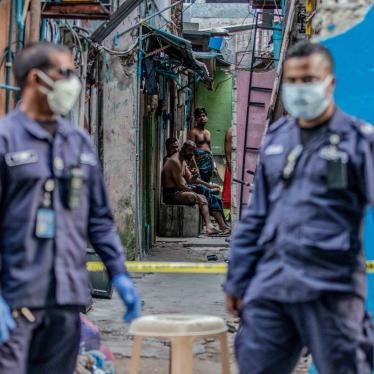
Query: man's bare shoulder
165,154,182,168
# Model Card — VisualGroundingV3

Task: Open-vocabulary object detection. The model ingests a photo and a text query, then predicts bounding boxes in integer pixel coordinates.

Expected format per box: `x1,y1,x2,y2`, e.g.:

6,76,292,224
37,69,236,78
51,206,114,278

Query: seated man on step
163,137,220,194
162,141,230,235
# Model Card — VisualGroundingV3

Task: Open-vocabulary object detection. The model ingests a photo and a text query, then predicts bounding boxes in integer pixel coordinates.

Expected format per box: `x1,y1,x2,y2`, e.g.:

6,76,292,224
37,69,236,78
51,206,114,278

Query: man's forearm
196,178,210,188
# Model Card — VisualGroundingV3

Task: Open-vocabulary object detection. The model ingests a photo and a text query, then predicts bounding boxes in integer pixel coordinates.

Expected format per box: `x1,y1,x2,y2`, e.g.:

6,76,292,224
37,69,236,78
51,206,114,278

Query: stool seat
129,314,227,337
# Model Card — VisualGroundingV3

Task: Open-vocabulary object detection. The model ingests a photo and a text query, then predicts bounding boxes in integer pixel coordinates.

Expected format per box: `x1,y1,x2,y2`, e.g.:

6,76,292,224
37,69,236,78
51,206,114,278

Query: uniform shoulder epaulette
0,111,18,136
267,116,290,134
359,122,374,137
349,116,374,141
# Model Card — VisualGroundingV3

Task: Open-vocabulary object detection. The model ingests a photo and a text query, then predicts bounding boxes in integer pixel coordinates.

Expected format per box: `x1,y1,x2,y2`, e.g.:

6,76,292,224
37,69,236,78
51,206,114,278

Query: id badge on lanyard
319,134,348,190
35,179,55,239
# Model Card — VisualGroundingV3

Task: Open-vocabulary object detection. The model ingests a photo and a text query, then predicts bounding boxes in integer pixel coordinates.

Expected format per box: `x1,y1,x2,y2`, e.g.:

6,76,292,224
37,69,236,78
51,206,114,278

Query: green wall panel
195,68,233,156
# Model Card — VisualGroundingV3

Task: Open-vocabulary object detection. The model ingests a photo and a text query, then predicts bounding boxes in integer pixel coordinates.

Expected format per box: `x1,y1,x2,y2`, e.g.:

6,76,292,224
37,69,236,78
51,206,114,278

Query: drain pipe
29,0,41,43
135,25,143,258
5,0,16,113
16,0,24,49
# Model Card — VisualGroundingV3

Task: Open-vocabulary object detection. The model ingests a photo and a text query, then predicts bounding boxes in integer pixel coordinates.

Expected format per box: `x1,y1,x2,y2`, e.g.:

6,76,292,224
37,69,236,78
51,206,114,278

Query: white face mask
282,75,333,120
37,70,81,116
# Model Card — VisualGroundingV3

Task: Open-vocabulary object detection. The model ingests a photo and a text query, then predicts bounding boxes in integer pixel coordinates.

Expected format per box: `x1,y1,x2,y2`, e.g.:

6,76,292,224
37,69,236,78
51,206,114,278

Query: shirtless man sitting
162,141,230,235
163,137,219,193
163,137,179,164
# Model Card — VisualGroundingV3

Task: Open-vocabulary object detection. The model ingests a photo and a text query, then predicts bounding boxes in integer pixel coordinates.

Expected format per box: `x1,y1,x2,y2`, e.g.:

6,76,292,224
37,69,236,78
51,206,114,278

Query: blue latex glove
0,296,15,344
112,274,141,323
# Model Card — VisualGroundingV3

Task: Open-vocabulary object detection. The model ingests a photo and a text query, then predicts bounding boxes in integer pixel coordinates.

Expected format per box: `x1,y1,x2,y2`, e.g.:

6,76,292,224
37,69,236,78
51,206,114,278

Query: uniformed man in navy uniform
0,43,140,373
225,40,374,373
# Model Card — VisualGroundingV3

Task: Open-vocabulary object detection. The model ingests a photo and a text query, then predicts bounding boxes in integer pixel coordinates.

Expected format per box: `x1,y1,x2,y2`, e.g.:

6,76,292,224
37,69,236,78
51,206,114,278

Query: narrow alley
89,237,236,373
89,237,310,373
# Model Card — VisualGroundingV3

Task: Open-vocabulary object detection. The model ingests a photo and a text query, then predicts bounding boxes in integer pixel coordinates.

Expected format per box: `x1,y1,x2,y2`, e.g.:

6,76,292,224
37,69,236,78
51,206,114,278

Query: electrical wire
237,12,256,67
236,0,284,68
157,1,196,32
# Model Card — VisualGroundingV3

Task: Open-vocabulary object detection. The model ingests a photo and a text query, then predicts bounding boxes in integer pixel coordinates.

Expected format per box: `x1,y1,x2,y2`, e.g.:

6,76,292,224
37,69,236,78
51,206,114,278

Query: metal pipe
16,0,24,49
29,0,41,43
22,0,31,23
78,48,88,129
135,25,143,258
0,84,20,92
239,12,259,218
266,0,296,126
40,18,47,41
5,0,16,113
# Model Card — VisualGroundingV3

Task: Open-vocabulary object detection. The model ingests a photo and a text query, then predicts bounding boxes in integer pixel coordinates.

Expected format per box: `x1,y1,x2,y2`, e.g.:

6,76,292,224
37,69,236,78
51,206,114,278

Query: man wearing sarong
162,141,230,234
188,107,215,183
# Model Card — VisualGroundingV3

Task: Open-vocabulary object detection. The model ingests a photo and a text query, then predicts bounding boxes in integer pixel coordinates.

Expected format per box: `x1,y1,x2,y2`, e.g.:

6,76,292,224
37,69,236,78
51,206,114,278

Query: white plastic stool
129,314,231,374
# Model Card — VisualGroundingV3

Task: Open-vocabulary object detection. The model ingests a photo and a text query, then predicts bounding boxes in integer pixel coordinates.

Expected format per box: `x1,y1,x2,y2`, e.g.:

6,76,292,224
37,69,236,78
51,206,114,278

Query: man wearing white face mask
0,43,140,373
225,40,374,373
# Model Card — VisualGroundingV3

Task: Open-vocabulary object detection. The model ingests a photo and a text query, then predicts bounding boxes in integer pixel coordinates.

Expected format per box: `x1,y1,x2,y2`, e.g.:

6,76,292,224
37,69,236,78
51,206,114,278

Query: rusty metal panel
41,1,110,20
250,0,282,9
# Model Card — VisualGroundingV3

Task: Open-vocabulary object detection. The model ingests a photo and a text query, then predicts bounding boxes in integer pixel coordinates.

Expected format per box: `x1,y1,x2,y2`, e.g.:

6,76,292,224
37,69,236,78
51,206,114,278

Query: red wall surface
236,69,276,208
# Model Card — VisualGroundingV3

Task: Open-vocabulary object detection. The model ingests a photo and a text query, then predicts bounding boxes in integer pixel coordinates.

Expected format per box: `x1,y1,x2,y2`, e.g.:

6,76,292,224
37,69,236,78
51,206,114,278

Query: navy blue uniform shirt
226,109,374,303
0,109,126,309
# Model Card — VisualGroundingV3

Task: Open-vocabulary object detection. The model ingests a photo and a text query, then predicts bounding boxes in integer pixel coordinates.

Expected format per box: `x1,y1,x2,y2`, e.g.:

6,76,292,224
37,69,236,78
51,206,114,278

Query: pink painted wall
236,70,276,208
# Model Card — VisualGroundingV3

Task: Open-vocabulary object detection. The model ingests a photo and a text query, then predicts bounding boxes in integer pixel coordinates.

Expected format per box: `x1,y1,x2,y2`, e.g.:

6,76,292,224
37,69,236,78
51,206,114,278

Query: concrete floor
88,237,309,374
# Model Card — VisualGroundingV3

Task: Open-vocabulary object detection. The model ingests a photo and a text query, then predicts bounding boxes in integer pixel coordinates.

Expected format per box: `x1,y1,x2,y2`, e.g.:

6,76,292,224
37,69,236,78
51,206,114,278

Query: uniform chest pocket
58,165,90,209
305,155,328,183
301,224,351,251
5,150,49,181
263,154,285,185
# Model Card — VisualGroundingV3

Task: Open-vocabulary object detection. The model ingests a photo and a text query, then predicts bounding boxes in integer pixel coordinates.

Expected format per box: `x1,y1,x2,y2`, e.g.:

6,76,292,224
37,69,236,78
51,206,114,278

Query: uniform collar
290,107,350,137
18,109,74,140
327,107,351,135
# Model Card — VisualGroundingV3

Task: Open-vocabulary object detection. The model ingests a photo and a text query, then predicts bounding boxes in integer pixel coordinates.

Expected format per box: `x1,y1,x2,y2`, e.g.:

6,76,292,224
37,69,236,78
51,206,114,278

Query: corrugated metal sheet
144,25,210,82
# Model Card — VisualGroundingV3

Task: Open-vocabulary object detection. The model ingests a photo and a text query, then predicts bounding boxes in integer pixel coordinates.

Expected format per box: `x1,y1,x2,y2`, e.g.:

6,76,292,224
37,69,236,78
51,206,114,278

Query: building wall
316,4,374,312
233,69,275,219
0,0,16,117
98,7,141,259
101,57,138,259
99,1,178,257
312,0,372,39
306,6,374,372
183,2,258,67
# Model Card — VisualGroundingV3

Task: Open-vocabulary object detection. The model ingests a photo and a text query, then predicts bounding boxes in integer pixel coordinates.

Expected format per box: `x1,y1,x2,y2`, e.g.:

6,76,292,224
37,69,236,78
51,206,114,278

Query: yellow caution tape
367,261,374,273
87,261,228,274
87,260,374,274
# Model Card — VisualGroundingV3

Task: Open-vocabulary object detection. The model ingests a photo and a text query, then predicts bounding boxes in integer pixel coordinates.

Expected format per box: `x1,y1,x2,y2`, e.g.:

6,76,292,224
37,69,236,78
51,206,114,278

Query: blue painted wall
321,5,374,306
309,6,374,374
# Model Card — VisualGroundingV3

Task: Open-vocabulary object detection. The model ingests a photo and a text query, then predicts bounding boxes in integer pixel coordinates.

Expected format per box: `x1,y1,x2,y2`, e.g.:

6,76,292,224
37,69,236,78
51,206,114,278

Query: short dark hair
194,107,207,118
13,42,70,89
286,40,334,71
165,137,178,148
183,140,196,149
